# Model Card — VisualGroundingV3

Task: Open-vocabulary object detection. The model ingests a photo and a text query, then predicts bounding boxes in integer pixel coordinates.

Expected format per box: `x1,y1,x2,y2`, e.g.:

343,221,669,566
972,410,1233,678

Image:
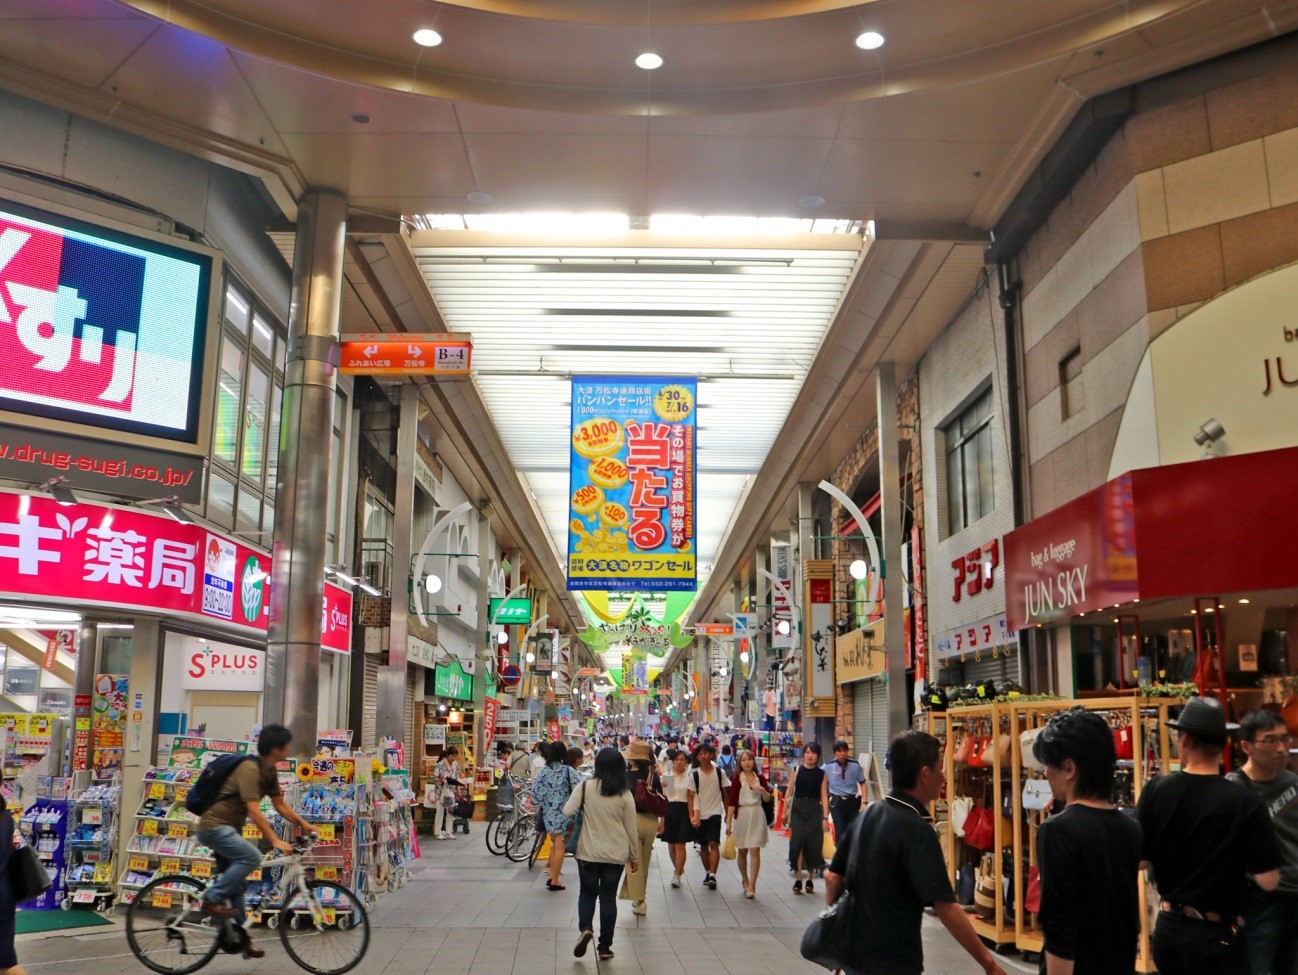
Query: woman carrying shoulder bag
619,742,664,917
565,747,639,962
0,797,30,975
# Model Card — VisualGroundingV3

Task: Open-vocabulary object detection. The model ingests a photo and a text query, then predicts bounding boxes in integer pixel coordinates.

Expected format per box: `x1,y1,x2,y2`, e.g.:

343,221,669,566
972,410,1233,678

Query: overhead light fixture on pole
41,476,77,507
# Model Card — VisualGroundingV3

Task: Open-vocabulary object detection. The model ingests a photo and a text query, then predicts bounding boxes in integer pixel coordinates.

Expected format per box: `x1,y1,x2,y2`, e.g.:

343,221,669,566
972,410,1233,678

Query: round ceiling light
855,31,886,50
412,28,443,47
799,195,826,208
350,113,371,125
635,52,664,70
466,191,493,204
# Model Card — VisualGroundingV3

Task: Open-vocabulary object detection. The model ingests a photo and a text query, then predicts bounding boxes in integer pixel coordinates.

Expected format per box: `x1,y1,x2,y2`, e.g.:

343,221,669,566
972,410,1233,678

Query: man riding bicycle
196,724,317,957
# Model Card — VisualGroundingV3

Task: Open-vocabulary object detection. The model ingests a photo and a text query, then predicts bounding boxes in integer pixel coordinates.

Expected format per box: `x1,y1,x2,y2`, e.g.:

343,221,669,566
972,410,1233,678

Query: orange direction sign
694,623,734,636
339,333,472,377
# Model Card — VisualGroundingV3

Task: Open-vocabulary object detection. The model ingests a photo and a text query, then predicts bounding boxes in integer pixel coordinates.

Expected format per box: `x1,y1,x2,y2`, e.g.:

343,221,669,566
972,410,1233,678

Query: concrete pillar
376,383,420,743
264,189,347,755
797,484,816,743
877,363,909,747
116,619,162,866
472,508,491,768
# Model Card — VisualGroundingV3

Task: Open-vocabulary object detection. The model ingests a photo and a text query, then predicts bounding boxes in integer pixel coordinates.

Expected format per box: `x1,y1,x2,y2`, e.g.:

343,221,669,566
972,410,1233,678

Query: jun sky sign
568,377,696,591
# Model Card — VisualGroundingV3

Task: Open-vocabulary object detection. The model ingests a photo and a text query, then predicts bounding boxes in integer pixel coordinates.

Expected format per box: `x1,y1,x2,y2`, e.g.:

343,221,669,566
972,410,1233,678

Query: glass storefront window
224,284,250,337
242,364,269,483
214,338,244,466
266,384,282,496
251,312,275,359
237,489,261,534
208,470,236,528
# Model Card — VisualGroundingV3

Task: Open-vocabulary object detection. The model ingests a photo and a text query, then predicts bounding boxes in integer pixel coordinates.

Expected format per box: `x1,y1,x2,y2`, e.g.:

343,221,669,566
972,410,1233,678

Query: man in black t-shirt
1137,697,1282,975
824,732,1005,975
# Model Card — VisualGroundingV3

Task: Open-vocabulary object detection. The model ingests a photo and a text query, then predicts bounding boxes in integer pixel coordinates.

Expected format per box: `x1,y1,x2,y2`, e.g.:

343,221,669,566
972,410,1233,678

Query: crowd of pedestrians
469,697,1298,975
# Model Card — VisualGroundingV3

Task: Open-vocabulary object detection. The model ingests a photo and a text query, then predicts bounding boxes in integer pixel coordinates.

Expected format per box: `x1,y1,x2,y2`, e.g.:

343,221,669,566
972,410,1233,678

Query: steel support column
877,363,909,751
264,188,347,754
796,483,815,742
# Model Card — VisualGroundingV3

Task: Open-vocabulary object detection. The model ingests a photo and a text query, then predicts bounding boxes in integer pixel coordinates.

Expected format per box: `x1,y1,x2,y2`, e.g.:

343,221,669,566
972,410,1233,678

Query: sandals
806,879,815,894
546,881,567,891
792,880,803,894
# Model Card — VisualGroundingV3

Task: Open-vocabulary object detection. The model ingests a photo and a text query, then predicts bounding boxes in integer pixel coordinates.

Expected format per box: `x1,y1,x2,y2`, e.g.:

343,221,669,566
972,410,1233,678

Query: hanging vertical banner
567,376,696,591
771,543,794,650
482,697,501,756
804,560,836,716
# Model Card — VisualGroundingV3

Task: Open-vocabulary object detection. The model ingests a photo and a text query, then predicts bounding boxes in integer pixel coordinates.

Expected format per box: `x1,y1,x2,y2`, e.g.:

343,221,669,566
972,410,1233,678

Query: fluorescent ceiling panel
412,236,863,592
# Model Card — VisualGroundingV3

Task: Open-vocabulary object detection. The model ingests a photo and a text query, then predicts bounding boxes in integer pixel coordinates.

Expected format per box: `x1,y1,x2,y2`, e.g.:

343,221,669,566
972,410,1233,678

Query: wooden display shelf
970,915,1015,946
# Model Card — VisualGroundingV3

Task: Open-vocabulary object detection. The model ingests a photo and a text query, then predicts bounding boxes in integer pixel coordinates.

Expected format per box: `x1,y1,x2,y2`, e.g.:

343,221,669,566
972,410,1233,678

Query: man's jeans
577,860,625,952
1243,889,1298,975
829,796,861,843
196,826,261,925
1153,910,1247,975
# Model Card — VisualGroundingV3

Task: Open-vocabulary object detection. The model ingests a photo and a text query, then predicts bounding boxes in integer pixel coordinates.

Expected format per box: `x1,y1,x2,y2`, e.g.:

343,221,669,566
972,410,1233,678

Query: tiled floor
15,828,1040,974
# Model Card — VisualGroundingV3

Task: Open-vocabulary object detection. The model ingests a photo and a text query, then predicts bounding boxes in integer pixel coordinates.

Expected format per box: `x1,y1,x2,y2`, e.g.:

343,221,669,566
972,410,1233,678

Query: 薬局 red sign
0,489,269,632
321,582,352,655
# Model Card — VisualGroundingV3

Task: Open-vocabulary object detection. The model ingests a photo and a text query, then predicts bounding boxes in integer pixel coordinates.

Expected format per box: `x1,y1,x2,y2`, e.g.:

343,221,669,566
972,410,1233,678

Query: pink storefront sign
0,489,269,632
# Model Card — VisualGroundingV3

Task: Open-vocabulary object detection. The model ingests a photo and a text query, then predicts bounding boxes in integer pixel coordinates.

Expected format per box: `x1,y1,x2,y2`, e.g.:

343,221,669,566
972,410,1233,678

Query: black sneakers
704,874,717,889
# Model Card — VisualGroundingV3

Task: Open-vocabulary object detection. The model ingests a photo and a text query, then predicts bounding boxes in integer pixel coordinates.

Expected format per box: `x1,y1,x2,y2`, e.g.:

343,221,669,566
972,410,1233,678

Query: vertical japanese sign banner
482,697,501,757
567,376,696,591
804,561,836,717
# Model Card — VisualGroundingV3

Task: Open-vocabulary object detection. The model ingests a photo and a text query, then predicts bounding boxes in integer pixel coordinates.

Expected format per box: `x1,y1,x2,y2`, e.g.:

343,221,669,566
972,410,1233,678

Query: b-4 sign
339,333,472,377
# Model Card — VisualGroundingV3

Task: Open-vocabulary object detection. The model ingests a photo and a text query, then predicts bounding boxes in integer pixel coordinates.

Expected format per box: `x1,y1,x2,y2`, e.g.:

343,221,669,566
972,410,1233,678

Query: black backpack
185,754,259,815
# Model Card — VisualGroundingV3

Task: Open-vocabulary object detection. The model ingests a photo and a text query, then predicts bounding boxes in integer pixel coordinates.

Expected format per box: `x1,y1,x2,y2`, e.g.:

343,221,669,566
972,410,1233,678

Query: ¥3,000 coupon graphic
567,377,696,592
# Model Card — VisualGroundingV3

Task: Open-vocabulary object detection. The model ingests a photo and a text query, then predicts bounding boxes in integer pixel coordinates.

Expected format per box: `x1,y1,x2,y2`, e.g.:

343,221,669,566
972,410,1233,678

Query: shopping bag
721,834,737,860
822,829,836,861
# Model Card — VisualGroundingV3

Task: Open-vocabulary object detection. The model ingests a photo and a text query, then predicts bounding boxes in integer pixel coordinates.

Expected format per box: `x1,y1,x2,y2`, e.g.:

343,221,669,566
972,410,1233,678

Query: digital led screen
0,198,213,446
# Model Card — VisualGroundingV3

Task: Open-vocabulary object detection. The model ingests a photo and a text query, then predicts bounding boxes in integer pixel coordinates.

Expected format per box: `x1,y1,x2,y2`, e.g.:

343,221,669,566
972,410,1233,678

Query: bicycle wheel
125,875,222,975
485,810,511,855
278,880,370,975
527,828,546,870
504,817,536,862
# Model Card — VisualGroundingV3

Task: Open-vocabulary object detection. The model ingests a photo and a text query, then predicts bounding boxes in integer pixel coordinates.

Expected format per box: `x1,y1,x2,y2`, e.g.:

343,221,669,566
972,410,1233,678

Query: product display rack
65,783,121,912
372,769,416,892
293,756,380,908
1007,697,1179,973
753,729,803,789
19,798,70,911
116,766,211,908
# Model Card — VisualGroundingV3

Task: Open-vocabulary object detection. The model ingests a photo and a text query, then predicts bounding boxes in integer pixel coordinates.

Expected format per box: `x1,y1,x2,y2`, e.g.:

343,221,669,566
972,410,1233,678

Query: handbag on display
1020,727,1045,771
962,805,995,850
951,796,974,837
973,854,997,919
1021,779,1054,812
967,735,988,769
800,815,867,970
952,733,972,764
956,863,976,905
9,840,52,904
1025,866,1042,914
1113,725,1135,761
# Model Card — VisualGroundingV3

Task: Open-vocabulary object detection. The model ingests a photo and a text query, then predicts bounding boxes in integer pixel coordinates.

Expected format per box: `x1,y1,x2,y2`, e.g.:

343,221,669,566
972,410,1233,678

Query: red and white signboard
0,489,269,632
183,647,265,692
321,582,352,654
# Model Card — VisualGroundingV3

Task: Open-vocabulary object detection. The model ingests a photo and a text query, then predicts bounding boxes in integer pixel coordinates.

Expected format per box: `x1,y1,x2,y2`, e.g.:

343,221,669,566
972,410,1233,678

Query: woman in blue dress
531,740,583,891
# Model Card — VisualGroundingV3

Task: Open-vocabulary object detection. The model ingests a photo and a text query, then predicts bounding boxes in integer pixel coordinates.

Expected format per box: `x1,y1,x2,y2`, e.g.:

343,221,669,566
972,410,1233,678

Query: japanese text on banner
567,377,696,591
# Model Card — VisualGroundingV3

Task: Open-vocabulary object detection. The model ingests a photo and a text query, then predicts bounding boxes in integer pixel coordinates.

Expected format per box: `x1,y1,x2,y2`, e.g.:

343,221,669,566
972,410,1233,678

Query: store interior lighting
325,565,382,596
0,607,81,628
41,477,77,506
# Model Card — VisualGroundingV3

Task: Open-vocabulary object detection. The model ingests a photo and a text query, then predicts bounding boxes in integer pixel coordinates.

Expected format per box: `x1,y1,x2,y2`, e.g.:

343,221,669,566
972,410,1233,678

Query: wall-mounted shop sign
488,597,532,625
338,332,472,377
0,197,218,455
836,620,885,684
950,539,1000,602
433,658,474,701
567,376,696,592
423,724,447,747
934,614,1015,661
183,647,265,692
321,582,353,654
407,635,439,669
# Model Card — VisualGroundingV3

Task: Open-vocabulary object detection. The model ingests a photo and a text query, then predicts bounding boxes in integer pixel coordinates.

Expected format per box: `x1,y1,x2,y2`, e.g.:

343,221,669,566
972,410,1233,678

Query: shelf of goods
19,798,70,911
754,730,802,790
65,784,120,912
117,766,215,909
1,713,59,815
370,769,417,892
1008,697,1179,974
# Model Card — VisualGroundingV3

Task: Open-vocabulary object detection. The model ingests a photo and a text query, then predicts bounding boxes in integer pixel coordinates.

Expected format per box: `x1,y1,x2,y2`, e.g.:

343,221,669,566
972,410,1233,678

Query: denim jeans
196,825,261,925
577,860,625,952
1243,890,1298,975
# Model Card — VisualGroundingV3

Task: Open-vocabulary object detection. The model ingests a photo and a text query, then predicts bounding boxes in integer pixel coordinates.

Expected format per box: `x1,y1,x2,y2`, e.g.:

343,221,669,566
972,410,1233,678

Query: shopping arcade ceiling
3,0,1293,638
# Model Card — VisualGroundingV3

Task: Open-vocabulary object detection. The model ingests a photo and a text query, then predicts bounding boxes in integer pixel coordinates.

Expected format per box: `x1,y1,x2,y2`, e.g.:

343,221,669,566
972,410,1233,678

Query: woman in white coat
564,747,639,962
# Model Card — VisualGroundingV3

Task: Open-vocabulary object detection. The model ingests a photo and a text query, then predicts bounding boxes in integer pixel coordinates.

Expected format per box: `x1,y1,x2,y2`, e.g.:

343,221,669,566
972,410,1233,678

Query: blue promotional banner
567,376,696,591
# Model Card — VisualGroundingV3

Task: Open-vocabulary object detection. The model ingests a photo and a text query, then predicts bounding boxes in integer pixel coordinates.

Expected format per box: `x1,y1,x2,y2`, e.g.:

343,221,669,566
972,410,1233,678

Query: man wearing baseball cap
1137,696,1282,975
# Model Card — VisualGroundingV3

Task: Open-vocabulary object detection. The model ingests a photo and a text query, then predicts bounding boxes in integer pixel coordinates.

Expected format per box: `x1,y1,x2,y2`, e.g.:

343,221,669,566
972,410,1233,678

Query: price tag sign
316,866,338,881
167,822,188,837
73,889,98,904
322,909,336,926
152,891,172,909
174,788,189,805
141,819,158,836
247,869,262,881
160,858,180,875
316,823,335,841
242,825,262,839
190,861,212,879
83,808,103,825
147,782,166,800
128,855,149,872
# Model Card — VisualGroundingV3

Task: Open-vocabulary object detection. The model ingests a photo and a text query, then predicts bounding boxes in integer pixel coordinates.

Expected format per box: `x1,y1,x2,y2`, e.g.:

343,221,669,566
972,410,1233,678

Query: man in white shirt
687,741,730,889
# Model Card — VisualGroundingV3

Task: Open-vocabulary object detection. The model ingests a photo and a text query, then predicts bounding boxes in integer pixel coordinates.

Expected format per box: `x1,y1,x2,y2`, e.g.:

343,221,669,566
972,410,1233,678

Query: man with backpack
687,741,730,890
193,724,317,955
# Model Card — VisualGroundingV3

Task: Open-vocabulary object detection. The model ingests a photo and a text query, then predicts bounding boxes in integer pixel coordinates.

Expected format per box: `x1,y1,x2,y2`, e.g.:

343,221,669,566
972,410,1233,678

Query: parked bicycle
125,837,369,975
486,779,535,856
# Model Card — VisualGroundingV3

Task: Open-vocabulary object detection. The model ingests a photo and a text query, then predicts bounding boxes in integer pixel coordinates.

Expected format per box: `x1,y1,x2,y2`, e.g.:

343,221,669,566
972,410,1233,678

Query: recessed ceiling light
412,28,443,47
799,195,826,208
855,31,886,50
636,52,664,70
350,113,371,125
1239,598,1250,604
466,191,494,204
